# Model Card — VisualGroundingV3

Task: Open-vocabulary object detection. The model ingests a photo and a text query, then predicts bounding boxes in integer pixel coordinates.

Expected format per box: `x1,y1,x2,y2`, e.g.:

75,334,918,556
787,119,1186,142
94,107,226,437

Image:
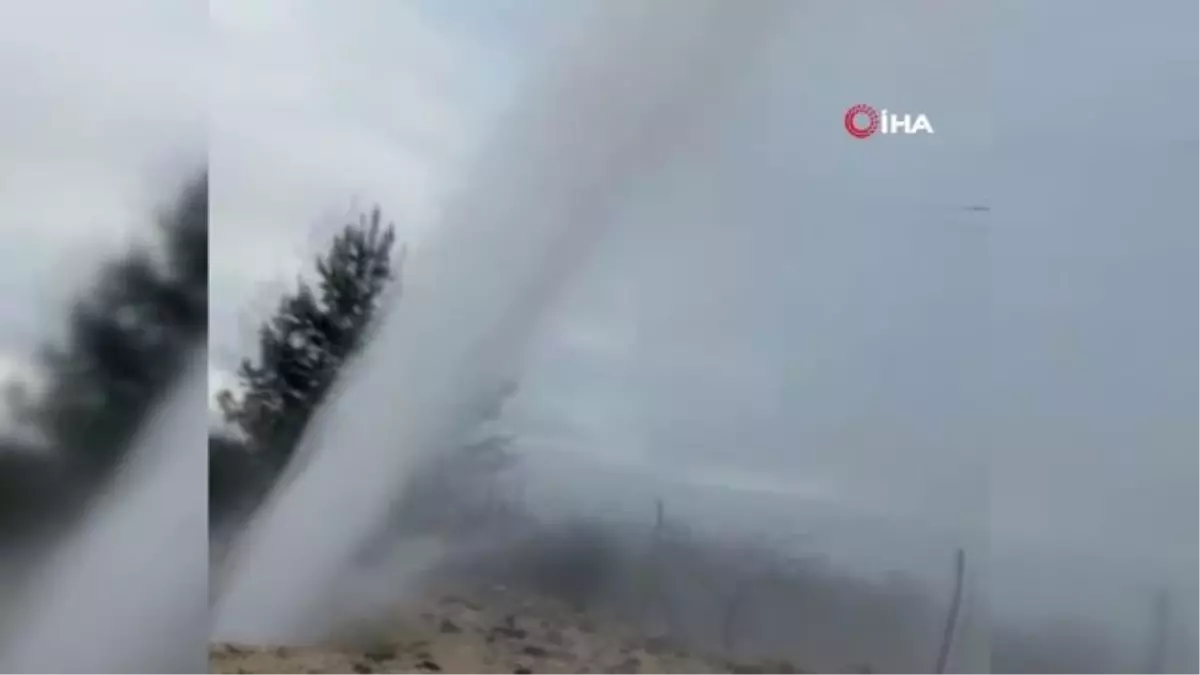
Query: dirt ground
210,585,804,674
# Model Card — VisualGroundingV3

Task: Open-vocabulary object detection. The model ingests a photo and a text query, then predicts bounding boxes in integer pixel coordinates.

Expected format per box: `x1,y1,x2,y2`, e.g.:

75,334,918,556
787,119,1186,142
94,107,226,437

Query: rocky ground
210,584,804,674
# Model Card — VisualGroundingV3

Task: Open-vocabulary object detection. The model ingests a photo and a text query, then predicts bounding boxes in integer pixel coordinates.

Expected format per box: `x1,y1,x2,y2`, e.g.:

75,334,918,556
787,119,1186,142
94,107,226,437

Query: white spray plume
0,351,208,674
213,0,789,644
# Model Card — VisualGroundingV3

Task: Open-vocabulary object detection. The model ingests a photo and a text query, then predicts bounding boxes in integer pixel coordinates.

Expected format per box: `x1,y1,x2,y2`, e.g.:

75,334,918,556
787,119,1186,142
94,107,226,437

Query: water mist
0,351,209,674
213,0,790,645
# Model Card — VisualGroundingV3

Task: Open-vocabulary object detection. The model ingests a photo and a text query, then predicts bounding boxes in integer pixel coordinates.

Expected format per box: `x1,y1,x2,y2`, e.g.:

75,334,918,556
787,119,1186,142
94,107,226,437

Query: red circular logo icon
844,104,879,139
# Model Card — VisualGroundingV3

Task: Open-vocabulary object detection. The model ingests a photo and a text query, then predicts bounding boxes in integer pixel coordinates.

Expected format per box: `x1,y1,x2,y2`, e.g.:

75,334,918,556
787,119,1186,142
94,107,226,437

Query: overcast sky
0,0,1195,641
213,0,1198,619
0,0,205,428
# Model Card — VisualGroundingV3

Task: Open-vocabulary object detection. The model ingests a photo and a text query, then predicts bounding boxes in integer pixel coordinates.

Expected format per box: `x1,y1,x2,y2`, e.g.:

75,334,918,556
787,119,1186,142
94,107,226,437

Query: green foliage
216,207,398,470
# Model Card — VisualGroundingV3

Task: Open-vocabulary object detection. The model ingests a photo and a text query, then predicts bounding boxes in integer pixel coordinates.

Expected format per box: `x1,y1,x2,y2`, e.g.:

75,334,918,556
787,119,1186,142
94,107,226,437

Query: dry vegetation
212,583,801,674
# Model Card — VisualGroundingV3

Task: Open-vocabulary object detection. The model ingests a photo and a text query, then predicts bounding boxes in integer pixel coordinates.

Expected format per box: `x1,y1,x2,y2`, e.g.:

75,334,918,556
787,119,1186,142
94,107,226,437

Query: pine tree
26,171,207,479
0,171,207,544
220,283,326,465
315,207,397,360
217,207,398,471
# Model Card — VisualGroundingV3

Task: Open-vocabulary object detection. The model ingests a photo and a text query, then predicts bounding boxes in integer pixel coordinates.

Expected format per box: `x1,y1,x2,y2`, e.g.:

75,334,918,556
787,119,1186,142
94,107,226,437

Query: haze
207,0,1196,670
0,0,1191,672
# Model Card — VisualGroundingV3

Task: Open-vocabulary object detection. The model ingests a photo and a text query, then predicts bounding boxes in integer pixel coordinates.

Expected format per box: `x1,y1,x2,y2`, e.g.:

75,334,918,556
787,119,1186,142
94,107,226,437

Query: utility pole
935,548,966,674
1145,589,1170,674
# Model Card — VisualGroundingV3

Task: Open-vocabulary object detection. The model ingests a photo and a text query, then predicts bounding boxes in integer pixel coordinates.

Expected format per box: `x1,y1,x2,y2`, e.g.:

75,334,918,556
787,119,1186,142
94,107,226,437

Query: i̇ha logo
844,104,934,139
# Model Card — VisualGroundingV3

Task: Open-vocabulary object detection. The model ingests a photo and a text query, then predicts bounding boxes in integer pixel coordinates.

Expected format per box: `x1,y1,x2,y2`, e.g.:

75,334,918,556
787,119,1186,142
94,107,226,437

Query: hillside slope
211,585,804,674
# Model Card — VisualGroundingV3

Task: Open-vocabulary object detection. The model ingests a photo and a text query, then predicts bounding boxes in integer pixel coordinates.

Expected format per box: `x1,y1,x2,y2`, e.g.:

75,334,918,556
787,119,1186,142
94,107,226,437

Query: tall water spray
0,351,208,673
213,0,790,644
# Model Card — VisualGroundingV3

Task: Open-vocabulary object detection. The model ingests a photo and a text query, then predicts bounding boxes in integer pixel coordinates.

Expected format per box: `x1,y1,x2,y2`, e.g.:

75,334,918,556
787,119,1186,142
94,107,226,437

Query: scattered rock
514,667,532,674
416,658,442,672
643,635,671,654
544,629,566,646
616,656,640,672
407,639,431,651
490,625,528,640
439,618,462,634
351,662,374,674
363,647,395,662
521,644,549,658
741,660,801,674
